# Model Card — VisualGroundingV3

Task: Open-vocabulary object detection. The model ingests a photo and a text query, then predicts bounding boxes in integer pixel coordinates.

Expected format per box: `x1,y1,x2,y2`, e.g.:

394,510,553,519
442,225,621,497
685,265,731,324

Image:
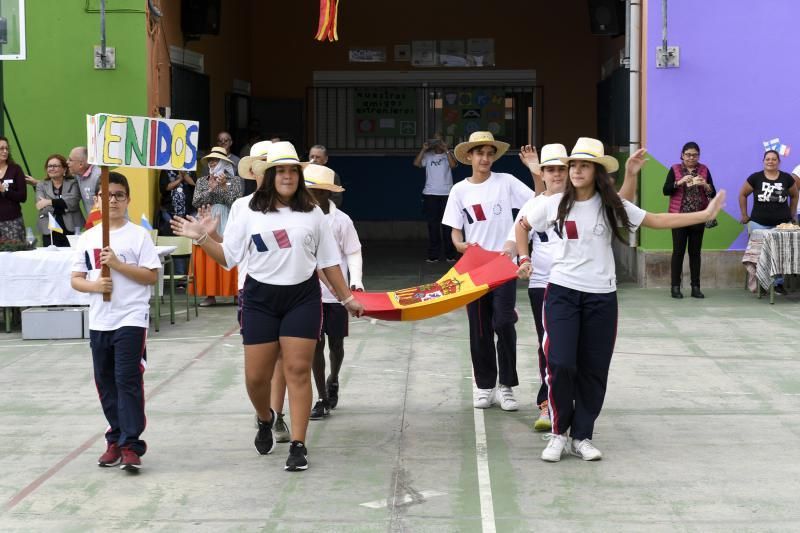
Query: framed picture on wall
394,44,411,62
466,38,495,67
438,40,467,67
349,47,387,63
411,40,437,67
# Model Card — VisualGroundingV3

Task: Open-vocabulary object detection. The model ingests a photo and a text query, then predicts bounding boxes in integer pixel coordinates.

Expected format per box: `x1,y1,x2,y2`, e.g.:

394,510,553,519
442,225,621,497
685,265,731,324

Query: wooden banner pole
100,167,111,302
527,107,533,147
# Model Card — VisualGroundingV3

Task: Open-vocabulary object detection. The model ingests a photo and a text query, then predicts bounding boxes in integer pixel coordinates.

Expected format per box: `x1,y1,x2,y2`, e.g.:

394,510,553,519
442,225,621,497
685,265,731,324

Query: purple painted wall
642,0,800,250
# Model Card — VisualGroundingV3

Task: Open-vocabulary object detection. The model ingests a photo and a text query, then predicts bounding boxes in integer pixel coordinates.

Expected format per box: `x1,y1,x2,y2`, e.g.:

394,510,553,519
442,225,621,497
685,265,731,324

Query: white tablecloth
0,246,176,307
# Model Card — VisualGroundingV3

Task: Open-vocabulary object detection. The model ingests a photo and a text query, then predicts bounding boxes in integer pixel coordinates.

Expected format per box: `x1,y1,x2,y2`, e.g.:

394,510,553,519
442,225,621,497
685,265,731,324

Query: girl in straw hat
174,142,364,472
192,147,244,306
523,138,725,462
304,164,363,420
511,144,646,432
442,131,534,412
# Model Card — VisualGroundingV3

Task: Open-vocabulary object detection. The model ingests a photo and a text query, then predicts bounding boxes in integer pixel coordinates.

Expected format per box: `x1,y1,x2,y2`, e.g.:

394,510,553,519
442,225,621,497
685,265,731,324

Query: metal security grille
306,85,544,153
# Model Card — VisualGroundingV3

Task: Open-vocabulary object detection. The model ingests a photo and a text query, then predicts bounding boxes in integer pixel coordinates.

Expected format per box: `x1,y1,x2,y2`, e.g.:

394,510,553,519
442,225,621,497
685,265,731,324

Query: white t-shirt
507,195,559,289
222,198,340,285
421,152,454,196
442,172,533,251
527,192,646,293
320,203,362,303
72,221,162,330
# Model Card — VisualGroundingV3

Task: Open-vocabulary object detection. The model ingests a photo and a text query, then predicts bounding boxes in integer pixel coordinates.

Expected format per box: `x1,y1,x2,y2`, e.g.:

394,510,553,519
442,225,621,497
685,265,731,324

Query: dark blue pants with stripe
528,287,549,406
90,327,148,455
543,284,617,441
466,279,519,389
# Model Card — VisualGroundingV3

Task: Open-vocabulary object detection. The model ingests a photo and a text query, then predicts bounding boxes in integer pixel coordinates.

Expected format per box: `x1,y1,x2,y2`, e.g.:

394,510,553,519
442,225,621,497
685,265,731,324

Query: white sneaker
473,388,495,409
571,438,603,461
494,385,519,411
541,433,569,462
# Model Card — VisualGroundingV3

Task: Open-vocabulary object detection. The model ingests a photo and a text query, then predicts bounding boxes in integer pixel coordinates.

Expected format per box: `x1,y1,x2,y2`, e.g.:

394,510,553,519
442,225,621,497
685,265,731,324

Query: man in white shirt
442,131,533,412
414,134,457,262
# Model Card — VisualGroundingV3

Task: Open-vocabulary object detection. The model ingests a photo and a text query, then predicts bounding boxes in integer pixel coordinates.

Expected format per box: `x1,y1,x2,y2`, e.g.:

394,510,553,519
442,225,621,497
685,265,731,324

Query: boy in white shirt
442,131,533,411
71,173,161,472
304,164,364,419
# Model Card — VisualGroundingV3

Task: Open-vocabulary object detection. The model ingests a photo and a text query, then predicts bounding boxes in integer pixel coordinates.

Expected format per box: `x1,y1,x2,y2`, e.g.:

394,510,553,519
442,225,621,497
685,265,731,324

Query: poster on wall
354,88,417,137
441,89,505,139
466,38,495,67
439,40,467,67
411,40,437,67
86,114,200,171
0,0,27,60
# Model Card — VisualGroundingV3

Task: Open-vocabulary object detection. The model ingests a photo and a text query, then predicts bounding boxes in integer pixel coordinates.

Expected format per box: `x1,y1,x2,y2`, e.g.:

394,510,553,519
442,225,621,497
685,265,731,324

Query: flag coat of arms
352,246,519,321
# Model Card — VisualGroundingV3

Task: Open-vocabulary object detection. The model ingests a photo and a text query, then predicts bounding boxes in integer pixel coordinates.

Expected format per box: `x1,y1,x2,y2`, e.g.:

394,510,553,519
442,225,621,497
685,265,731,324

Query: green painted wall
2,0,147,229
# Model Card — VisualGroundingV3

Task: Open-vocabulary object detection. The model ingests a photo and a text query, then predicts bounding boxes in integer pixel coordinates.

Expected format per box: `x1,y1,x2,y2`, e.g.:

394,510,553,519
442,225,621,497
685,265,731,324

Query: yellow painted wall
112,168,160,228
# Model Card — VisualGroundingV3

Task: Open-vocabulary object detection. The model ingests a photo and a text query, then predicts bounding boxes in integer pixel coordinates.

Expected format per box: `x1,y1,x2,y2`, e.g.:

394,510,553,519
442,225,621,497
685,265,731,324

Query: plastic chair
157,236,198,322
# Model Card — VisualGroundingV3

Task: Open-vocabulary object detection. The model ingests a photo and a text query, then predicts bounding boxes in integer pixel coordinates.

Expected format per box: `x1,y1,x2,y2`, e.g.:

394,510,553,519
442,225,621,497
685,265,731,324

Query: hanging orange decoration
314,0,340,42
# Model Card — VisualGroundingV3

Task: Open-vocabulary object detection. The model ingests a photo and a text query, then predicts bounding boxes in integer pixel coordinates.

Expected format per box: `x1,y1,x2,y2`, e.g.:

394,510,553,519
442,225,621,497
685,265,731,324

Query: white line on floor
359,489,447,509
473,406,496,533
0,334,227,350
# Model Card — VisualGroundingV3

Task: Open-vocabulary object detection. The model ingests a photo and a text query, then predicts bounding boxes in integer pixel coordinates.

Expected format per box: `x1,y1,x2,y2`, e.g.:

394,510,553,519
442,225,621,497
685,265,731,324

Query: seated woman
35,154,85,246
738,149,798,294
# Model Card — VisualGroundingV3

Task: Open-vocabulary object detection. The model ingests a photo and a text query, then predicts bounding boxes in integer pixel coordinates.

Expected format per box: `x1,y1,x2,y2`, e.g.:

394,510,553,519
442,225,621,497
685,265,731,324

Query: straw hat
531,143,569,174
238,140,273,181
201,146,233,164
453,131,510,165
304,164,344,192
559,137,619,173
262,141,309,171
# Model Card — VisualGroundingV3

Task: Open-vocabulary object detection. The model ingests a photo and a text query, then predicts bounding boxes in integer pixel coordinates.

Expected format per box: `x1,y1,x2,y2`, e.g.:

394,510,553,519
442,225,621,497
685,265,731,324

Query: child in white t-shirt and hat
304,164,364,420
442,131,534,412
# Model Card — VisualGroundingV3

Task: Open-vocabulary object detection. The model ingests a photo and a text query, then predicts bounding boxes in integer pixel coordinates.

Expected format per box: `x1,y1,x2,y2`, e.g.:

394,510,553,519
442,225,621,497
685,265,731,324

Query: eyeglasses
217,138,232,144
97,192,128,201
47,164,65,169
0,147,9,152
683,152,700,158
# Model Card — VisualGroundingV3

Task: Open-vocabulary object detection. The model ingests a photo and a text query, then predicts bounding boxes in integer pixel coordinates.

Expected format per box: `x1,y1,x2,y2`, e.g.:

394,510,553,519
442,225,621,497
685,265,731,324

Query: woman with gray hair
192,147,244,306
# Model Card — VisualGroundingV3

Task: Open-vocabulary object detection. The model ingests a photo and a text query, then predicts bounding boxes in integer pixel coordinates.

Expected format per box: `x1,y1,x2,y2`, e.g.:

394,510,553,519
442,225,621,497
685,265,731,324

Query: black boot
671,286,683,299
691,286,704,299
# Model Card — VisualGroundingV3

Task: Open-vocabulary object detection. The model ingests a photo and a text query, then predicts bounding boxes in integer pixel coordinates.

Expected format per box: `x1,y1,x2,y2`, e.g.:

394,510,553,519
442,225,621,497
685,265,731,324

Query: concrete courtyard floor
2,244,800,532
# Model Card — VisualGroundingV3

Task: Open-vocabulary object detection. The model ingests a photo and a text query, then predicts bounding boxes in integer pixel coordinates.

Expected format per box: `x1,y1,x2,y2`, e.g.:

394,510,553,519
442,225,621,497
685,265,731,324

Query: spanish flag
353,246,519,321
48,212,64,234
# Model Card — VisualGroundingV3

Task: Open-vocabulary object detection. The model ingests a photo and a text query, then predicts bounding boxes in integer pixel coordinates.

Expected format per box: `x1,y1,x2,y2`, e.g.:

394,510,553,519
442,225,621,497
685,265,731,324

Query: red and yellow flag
352,246,519,321
315,0,340,42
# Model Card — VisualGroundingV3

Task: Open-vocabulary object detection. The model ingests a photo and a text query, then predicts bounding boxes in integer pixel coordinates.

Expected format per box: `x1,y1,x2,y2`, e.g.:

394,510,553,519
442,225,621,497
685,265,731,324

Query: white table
0,246,176,332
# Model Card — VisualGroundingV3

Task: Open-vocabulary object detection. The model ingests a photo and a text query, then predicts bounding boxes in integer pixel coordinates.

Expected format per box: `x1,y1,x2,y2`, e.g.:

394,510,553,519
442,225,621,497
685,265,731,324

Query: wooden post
100,167,111,302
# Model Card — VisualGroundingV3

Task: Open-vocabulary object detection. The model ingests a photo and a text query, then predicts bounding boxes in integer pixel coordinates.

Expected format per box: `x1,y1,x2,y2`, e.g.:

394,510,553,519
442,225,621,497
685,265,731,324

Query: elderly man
68,146,102,216
308,144,343,207
215,131,241,170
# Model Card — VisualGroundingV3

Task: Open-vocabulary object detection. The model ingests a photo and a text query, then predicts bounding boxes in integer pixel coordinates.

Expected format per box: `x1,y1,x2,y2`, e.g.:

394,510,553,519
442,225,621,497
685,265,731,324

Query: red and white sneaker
97,442,121,467
120,448,142,472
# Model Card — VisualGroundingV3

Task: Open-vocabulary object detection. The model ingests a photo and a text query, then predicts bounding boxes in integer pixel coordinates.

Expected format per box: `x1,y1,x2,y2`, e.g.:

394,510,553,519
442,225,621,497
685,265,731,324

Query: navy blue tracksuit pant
90,327,148,455
466,279,519,390
528,287,549,406
543,283,617,441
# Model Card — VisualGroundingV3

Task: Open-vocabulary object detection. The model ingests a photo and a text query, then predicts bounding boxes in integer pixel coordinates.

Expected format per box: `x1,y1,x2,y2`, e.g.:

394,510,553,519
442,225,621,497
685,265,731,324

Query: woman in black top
738,149,798,293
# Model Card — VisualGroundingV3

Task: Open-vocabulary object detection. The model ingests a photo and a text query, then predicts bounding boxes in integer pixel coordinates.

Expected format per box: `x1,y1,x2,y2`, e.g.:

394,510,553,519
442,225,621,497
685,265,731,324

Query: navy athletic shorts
240,274,322,345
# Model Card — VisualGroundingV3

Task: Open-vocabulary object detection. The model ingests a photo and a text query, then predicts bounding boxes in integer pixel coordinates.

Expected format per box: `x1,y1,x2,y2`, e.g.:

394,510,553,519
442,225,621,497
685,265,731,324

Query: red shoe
120,448,141,472
97,442,121,467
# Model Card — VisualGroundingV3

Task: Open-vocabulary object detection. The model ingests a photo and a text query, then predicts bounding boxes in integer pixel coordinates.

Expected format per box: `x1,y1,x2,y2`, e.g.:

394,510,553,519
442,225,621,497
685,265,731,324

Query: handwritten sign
87,114,200,171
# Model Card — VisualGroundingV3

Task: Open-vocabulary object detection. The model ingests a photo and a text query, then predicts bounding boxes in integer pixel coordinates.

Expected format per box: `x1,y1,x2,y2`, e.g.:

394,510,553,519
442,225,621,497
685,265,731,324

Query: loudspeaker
588,0,625,36
181,0,221,37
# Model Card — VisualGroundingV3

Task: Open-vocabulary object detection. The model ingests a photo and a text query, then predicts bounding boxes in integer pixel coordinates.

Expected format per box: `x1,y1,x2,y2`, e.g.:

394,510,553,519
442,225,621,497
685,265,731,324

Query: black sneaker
254,408,276,455
327,379,339,409
309,399,331,420
775,284,788,295
285,441,308,471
